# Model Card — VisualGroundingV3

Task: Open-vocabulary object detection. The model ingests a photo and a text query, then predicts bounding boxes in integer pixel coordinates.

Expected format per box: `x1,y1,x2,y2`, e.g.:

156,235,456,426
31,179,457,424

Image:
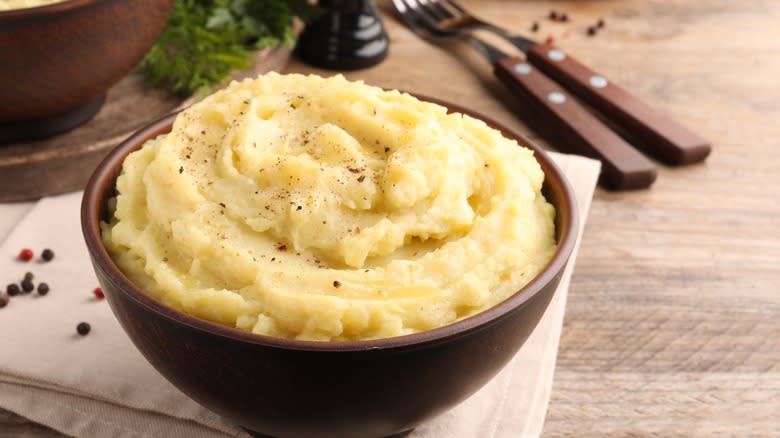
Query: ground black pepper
333,280,342,288
6,283,19,296
41,248,55,261
37,283,49,296
76,322,91,336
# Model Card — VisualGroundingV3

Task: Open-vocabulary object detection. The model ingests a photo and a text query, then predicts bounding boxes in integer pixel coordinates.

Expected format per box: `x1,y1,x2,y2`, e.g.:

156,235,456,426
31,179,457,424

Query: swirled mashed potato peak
102,73,557,341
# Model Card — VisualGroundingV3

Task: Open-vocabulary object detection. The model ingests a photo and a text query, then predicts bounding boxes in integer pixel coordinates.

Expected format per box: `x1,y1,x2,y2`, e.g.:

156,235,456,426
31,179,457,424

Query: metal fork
405,0,711,166
393,0,658,190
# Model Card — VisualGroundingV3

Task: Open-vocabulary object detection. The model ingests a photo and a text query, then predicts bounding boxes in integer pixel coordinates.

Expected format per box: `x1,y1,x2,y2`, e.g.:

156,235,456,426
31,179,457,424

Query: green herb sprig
140,0,322,97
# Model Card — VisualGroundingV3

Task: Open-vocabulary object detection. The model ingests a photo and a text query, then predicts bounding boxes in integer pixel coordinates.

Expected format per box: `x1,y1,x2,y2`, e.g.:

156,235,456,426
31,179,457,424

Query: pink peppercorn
93,287,105,299
18,248,33,262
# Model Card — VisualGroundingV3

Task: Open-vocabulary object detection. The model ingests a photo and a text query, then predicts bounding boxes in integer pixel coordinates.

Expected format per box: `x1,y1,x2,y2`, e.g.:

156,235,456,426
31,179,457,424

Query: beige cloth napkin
0,152,600,438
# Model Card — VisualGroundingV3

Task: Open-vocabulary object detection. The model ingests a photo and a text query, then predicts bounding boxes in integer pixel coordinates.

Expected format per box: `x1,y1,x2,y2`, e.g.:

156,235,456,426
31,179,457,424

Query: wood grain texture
493,56,658,190
3,0,779,436
526,43,712,165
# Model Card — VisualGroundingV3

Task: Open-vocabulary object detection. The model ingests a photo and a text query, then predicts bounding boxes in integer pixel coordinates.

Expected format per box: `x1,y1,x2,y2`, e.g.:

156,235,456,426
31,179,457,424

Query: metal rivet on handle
513,63,532,75
548,92,566,104
590,75,608,88
547,50,566,61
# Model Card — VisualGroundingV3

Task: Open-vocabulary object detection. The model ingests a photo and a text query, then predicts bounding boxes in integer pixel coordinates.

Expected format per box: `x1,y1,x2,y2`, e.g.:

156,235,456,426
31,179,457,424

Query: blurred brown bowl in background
0,0,175,143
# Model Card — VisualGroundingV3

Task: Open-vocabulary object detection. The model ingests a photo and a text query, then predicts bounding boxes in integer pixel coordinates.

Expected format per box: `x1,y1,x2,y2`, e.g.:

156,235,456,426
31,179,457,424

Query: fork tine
442,0,466,14
400,0,451,36
418,0,455,20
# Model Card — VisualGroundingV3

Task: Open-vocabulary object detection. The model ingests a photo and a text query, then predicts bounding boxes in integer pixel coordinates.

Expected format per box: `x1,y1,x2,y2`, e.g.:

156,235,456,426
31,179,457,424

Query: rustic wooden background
3,0,779,436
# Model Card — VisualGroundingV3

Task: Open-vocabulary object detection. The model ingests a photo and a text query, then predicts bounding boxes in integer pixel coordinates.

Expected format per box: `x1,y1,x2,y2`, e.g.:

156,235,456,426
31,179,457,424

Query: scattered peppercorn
24,272,34,281
357,175,366,183
179,166,184,174
549,10,558,20
37,283,49,296
0,294,8,308
560,13,569,22
587,26,597,36
546,35,555,44
41,248,54,262
597,18,605,28
531,21,539,32
76,322,91,336
18,248,33,262
93,287,105,299
21,279,34,293
6,283,20,296
333,280,342,288
296,205,303,211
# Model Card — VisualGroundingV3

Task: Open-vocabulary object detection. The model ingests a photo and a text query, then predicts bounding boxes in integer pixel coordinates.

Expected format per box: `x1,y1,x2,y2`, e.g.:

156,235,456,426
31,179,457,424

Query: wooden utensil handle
527,44,711,165
494,57,657,190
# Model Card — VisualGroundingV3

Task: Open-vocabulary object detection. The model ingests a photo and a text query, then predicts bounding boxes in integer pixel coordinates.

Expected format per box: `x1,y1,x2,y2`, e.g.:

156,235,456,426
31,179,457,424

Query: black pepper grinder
296,0,389,70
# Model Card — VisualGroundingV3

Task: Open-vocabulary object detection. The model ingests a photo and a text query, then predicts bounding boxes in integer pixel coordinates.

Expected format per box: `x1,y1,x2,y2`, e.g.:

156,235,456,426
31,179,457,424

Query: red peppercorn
93,287,105,299
546,35,555,44
18,248,33,262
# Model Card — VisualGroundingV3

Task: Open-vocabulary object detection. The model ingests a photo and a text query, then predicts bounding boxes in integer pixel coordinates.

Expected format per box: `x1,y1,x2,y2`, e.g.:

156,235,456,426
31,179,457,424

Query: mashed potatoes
102,73,557,341
0,0,64,11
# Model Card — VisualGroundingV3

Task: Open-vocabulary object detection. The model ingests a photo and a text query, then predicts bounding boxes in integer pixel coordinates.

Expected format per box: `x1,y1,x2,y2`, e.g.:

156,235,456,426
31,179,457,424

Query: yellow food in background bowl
0,0,64,11
101,73,557,341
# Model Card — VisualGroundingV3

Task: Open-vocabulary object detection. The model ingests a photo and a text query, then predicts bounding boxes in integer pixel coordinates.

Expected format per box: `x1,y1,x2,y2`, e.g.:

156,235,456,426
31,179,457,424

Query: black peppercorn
0,294,8,308
37,283,50,296
41,248,55,261
77,322,91,336
587,26,597,36
560,13,569,22
21,279,34,293
597,18,605,28
531,21,539,32
6,283,20,296
549,10,558,20
24,272,34,281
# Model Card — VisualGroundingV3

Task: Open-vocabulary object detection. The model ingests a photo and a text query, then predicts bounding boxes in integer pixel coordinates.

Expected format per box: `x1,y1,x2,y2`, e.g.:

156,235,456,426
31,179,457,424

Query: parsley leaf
140,0,323,97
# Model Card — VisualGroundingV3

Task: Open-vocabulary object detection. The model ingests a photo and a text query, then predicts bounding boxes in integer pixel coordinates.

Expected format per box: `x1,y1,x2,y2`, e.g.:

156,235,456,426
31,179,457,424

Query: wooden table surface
3,0,778,436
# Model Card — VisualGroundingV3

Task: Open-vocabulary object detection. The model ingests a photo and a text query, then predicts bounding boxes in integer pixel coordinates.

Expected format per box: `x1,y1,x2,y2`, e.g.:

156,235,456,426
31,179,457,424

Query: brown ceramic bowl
0,0,175,143
81,96,579,438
